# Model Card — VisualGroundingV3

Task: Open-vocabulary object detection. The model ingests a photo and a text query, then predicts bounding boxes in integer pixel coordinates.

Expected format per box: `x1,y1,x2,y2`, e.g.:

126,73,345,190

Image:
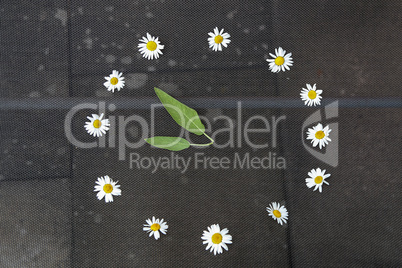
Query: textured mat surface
0,0,401,267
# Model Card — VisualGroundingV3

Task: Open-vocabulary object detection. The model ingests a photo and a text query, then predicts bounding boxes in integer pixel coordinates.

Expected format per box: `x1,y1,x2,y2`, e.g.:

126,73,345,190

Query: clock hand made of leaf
145,88,214,151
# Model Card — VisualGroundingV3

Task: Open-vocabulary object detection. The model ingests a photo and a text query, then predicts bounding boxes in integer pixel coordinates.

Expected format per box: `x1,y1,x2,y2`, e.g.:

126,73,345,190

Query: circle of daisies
80,25,336,255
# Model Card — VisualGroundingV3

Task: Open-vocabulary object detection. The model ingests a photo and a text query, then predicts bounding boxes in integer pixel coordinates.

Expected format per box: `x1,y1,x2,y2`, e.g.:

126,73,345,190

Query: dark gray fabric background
0,0,401,267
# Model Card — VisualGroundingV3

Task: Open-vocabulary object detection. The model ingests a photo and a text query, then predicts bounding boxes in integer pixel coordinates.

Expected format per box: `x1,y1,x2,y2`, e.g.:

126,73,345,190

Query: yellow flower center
93,119,101,128
273,210,282,218
110,77,118,85
308,90,317,99
275,56,285,66
315,130,325,139
146,41,157,51
211,233,222,244
314,176,323,184
150,223,160,231
214,35,224,44
103,183,113,193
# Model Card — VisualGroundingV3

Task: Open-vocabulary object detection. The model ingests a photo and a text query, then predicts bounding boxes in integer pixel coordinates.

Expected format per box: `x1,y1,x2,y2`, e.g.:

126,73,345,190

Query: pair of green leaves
145,88,213,151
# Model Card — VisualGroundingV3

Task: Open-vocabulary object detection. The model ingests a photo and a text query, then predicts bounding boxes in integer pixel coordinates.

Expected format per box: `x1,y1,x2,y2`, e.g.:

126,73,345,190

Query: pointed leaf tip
154,88,205,135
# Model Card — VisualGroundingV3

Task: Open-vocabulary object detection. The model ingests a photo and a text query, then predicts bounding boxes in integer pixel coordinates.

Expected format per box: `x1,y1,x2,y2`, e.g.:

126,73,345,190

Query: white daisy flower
306,123,332,149
104,70,125,92
208,27,231,51
266,202,288,225
305,168,330,193
143,216,168,240
94,175,121,203
138,33,164,60
201,224,232,255
300,83,323,106
266,47,293,72
84,113,110,137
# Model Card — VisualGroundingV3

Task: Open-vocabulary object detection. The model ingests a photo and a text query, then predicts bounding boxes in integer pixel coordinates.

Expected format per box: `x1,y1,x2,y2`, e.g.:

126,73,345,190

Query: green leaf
145,137,191,151
154,87,205,135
